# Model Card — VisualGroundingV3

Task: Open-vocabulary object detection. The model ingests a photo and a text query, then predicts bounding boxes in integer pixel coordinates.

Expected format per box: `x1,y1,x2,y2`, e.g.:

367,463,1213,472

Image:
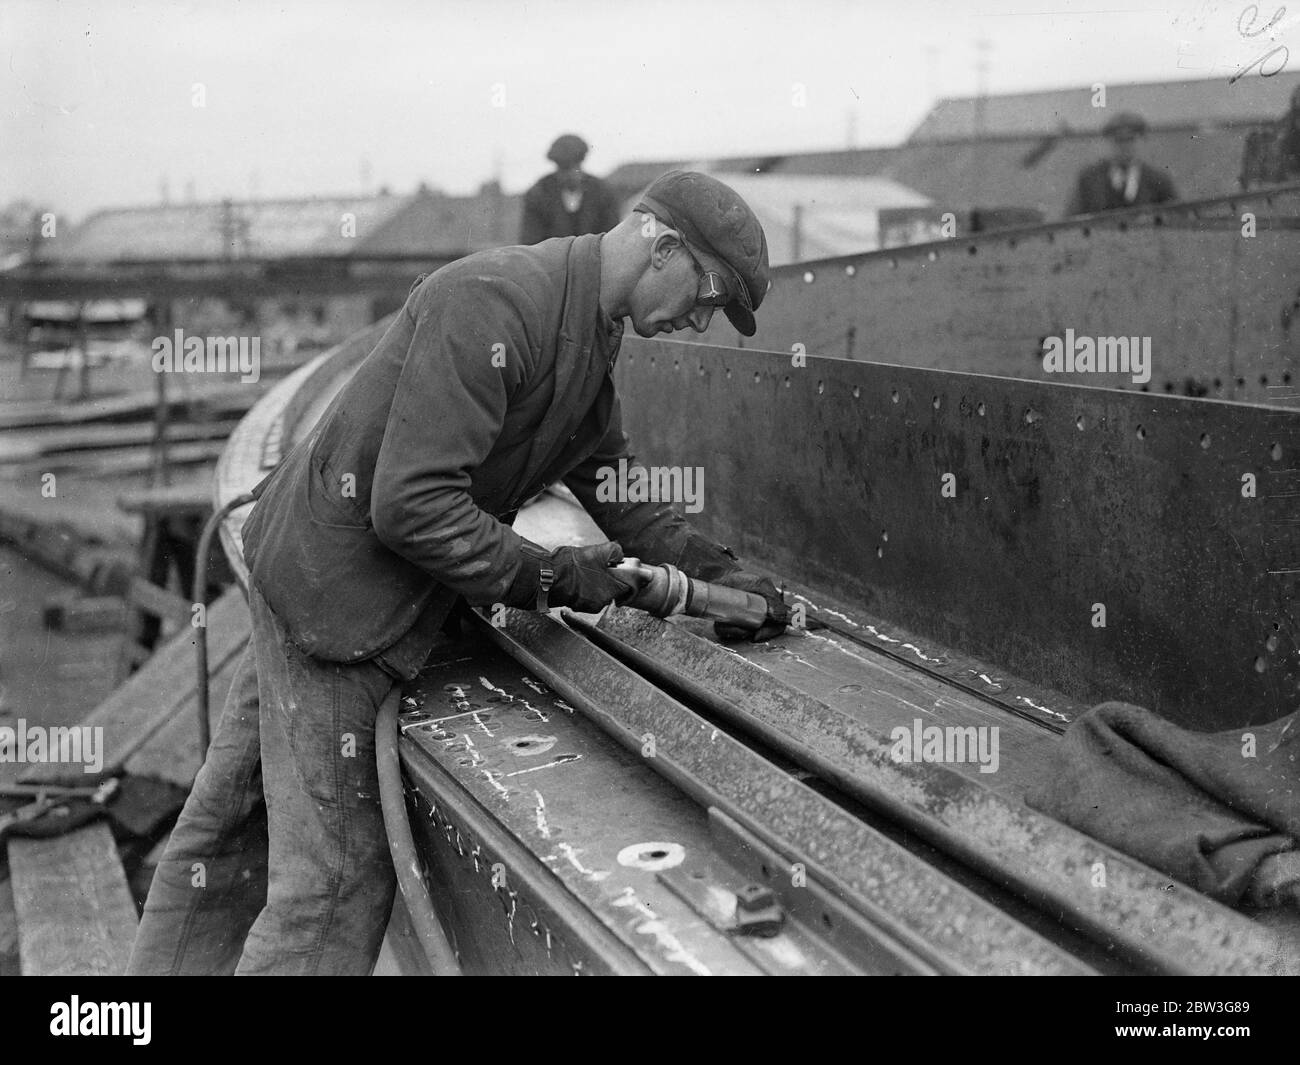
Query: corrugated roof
42,188,532,263
605,124,1260,221
46,194,414,262
907,72,1300,142
356,188,523,255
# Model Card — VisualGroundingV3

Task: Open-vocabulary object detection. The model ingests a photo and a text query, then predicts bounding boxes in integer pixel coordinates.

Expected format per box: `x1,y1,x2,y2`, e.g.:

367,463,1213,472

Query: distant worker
1239,86,1300,189
519,133,621,244
1066,112,1177,216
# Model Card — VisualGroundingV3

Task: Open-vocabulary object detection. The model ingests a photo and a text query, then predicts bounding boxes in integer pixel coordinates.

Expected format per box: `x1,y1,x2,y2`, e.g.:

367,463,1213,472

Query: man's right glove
504,541,639,613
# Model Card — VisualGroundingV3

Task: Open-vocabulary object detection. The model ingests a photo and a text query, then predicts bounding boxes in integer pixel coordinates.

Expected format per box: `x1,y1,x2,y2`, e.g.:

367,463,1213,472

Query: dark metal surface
615,341,1300,729
399,634,858,975
479,607,1095,975
401,747,650,975
577,607,1289,975
682,185,1300,407
776,580,1087,734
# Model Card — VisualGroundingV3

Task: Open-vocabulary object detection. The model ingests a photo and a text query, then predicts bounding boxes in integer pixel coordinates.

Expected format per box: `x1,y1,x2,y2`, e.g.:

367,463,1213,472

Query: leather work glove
711,571,792,643
505,541,639,613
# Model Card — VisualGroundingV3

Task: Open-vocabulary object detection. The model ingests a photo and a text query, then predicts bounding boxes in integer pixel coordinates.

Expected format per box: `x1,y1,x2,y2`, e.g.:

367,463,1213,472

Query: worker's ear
649,230,685,271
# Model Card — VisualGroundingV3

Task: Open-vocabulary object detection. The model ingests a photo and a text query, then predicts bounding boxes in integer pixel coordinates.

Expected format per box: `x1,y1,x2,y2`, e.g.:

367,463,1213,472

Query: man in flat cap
128,170,786,975
520,132,622,244
1240,85,1300,188
1066,112,1177,216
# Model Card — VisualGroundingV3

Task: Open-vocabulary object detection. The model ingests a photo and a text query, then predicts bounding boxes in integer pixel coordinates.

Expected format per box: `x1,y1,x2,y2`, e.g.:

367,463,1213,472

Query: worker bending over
127,170,787,975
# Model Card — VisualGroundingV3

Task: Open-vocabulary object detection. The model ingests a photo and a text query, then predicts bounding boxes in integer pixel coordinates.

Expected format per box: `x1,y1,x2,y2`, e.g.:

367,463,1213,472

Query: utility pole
973,37,992,210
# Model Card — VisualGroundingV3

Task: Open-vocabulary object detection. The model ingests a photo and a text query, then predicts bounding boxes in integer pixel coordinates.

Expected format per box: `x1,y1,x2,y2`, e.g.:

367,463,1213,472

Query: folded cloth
1025,702,1300,908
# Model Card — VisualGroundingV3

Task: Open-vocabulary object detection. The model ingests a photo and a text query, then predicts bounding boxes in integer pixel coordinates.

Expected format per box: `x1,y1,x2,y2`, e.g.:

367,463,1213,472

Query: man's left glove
711,571,791,642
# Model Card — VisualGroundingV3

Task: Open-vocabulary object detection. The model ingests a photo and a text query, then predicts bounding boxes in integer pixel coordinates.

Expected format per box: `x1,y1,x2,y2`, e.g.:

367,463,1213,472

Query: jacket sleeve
519,183,548,245
562,394,742,581
1152,167,1177,204
370,273,539,606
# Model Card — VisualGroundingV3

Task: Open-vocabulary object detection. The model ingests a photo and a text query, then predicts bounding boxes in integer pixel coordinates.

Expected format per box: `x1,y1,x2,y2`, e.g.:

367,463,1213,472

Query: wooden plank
19,586,250,784
0,384,257,431
125,576,192,625
0,420,238,465
125,640,246,788
116,482,215,517
9,822,138,975
6,440,227,477
43,593,129,633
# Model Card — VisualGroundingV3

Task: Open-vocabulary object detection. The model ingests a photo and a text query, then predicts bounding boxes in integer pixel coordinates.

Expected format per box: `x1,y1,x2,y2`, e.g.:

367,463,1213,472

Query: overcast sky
4,0,1298,220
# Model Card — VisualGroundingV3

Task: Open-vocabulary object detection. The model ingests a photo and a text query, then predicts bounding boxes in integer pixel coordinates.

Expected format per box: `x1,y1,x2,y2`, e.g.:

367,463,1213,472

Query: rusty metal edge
576,607,1289,977
753,183,1300,282
476,607,1095,976
398,734,655,976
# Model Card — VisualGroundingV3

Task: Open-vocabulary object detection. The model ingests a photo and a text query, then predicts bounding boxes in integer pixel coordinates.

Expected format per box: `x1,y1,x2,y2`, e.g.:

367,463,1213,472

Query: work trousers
126,585,397,975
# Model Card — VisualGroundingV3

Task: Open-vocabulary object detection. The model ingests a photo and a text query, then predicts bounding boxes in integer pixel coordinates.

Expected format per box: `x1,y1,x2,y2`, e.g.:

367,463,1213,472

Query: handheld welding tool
608,558,773,631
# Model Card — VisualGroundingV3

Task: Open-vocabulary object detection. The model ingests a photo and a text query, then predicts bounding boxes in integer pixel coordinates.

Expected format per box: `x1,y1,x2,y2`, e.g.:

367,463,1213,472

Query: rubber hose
375,688,462,975
193,491,255,760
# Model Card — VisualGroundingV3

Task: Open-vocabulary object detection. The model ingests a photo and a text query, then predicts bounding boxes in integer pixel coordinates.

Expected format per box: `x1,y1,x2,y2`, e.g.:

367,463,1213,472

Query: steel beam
477,608,1094,975
679,184,1300,407
614,340,1300,728
575,607,1290,975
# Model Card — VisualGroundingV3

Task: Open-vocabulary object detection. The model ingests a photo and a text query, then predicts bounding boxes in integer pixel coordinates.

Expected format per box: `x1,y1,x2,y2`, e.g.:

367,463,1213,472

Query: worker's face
627,232,720,338
1109,133,1139,166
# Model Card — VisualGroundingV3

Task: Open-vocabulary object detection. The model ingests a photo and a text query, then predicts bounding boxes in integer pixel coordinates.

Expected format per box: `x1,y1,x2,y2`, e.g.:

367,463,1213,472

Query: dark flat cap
547,134,589,168
634,170,770,336
1103,112,1148,138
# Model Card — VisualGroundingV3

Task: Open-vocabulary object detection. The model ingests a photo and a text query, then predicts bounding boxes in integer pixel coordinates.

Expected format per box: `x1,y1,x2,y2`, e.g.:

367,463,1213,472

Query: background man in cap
128,170,786,975
519,132,622,244
1066,112,1177,216
1240,86,1300,189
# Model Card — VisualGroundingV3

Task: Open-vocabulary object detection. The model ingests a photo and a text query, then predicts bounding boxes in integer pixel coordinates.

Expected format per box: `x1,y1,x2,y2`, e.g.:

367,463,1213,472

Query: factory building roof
37,186,520,264
907,71,1300,142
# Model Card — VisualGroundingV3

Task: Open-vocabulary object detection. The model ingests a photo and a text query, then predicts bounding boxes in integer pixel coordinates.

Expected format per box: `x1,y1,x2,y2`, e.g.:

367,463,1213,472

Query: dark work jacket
1066,159,1177,216
241,234,737,677
519,172,622,245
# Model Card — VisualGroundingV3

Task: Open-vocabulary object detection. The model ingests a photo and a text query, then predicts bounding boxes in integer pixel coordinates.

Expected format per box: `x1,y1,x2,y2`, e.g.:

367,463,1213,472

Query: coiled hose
375,689,462,975
192,491,460,974
194,491,256,759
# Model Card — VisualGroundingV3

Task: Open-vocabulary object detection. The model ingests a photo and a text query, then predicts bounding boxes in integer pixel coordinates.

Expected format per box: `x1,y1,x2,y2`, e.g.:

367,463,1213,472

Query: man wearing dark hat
1066,112,1177,216
1240,86,1300,188
128,170,785,975
520,133,622,244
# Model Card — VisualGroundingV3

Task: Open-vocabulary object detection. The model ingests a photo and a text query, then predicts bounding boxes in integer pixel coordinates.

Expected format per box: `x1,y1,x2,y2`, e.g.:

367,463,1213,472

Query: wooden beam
0,420,239,465
124,636,246,788
20,586,250,784
8,823,138,976
42,593,128,633
124,576,192,626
